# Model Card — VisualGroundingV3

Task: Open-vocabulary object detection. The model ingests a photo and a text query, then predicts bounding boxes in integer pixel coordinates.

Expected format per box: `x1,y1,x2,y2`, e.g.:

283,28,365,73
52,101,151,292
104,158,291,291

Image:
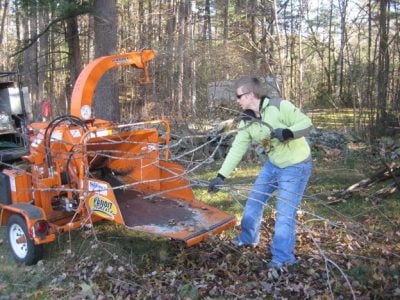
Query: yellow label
89,195,117,220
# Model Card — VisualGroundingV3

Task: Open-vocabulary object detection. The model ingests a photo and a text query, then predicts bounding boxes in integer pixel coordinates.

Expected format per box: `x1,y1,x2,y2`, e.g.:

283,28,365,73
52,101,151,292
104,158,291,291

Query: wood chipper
0,50,236,265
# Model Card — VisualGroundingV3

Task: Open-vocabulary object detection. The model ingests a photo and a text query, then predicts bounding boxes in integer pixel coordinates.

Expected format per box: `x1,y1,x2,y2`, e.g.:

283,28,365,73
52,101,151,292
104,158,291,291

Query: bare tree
38,2,49,103
298,0,304,108
377,0,389,128
22,0,39,120
0,0,9,46
0,0,9,69
177,0,190,118
65,0,83,103
204,0,211,40
273,0,285,96
335,0,348,105
0,0,398,133
223,0,229,46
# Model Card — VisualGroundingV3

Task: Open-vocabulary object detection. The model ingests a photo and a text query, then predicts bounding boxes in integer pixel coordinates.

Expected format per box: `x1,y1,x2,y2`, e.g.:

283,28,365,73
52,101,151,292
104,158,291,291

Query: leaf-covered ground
0,146,399,299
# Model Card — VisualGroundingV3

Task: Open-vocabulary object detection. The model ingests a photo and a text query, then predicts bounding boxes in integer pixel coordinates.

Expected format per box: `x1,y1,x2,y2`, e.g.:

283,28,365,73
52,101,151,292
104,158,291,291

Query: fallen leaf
79,282,94,299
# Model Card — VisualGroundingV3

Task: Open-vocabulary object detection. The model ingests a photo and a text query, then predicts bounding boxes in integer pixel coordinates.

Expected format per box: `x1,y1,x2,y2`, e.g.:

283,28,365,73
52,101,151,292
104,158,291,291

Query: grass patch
308,108,374,129
0,145,399,298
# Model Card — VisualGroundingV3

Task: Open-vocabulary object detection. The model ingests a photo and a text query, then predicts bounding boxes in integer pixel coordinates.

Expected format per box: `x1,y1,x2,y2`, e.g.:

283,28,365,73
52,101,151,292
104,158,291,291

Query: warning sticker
50,130,63,141
88,180,108,196
70,129,82,138
9,176,16,192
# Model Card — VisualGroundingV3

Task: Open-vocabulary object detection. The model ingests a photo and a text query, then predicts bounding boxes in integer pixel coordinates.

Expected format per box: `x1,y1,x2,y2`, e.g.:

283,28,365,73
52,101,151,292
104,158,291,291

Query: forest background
1,1,400,298
0,0,399,135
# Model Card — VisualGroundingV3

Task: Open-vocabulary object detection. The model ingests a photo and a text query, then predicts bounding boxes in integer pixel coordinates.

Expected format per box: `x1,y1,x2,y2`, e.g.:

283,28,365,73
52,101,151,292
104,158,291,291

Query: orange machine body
0,51,235,251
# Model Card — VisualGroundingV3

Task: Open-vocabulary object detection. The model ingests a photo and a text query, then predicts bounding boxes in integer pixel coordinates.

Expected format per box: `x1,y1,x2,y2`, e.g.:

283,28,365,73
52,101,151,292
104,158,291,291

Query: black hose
44,115,88,169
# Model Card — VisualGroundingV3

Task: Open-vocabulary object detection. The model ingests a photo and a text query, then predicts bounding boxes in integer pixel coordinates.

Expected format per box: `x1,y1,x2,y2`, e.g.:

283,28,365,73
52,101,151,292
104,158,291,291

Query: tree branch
10,9,91,58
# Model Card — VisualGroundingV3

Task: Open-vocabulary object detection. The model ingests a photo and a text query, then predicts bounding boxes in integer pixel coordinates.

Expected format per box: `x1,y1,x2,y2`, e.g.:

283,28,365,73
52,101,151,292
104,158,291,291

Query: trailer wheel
7,214,43,265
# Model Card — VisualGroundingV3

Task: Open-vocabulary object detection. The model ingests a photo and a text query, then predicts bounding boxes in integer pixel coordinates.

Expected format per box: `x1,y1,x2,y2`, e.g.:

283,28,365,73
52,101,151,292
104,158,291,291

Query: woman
209,76,313,268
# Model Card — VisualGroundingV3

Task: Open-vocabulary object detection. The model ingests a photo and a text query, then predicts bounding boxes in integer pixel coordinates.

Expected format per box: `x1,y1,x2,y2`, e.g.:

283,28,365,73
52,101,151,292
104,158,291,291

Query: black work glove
271,128,294,142
208,174,225,193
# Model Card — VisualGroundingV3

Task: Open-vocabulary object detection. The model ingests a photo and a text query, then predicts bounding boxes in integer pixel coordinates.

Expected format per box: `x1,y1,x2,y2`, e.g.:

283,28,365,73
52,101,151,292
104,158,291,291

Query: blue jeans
238,159,312,265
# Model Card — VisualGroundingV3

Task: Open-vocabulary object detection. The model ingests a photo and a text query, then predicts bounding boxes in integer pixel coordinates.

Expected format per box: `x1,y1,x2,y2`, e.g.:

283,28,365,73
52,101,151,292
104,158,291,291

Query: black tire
7,214,43,265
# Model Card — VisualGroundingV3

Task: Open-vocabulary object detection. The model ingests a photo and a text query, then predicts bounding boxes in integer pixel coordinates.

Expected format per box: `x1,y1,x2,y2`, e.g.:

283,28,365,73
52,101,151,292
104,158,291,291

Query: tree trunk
272,0,284,97
93,0,119,122
0,0,9,69
377,0,389,128
166,0,176,114
138,0,145,48
14,0,21,49
190,0,196,113
65,4,82,103
22,1,39,120
147,0,153,47
259,0,268,74
158,0,163,44
177,0,189,118
204,0,211,40
0,0,9,46
327,1,334,95
38,3,49,105
298,0,304,108
223,0,229,46
49,13,57,114
335,0,348,105
250,0,258,66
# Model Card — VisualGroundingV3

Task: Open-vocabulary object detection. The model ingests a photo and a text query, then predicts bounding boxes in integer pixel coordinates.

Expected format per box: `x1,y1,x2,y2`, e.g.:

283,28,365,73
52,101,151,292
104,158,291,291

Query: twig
380,158,400,190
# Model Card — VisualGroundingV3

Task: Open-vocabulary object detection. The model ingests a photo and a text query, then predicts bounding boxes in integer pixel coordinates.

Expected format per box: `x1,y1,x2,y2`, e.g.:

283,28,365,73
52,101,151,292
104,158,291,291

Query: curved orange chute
70,50,155,119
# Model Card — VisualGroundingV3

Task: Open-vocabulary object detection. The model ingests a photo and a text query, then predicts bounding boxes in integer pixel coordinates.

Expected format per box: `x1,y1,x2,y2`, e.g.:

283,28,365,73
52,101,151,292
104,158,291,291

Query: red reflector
36,221,48,234
29,227,35,238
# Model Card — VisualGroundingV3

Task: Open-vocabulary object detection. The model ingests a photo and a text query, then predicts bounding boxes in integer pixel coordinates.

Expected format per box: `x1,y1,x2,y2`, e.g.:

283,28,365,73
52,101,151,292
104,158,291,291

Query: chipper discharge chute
82,120,236,246
0,50,236,265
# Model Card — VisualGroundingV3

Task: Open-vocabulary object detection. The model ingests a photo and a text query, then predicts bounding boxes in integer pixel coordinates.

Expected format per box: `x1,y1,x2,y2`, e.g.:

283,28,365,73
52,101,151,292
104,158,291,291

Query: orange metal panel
158,161,195,201
86,129,162,193
115,189,236,246
2,169,32,203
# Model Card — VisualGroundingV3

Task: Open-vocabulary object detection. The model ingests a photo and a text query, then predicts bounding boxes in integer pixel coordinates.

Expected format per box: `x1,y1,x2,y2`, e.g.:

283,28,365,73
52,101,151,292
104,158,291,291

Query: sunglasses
236,92,250,99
